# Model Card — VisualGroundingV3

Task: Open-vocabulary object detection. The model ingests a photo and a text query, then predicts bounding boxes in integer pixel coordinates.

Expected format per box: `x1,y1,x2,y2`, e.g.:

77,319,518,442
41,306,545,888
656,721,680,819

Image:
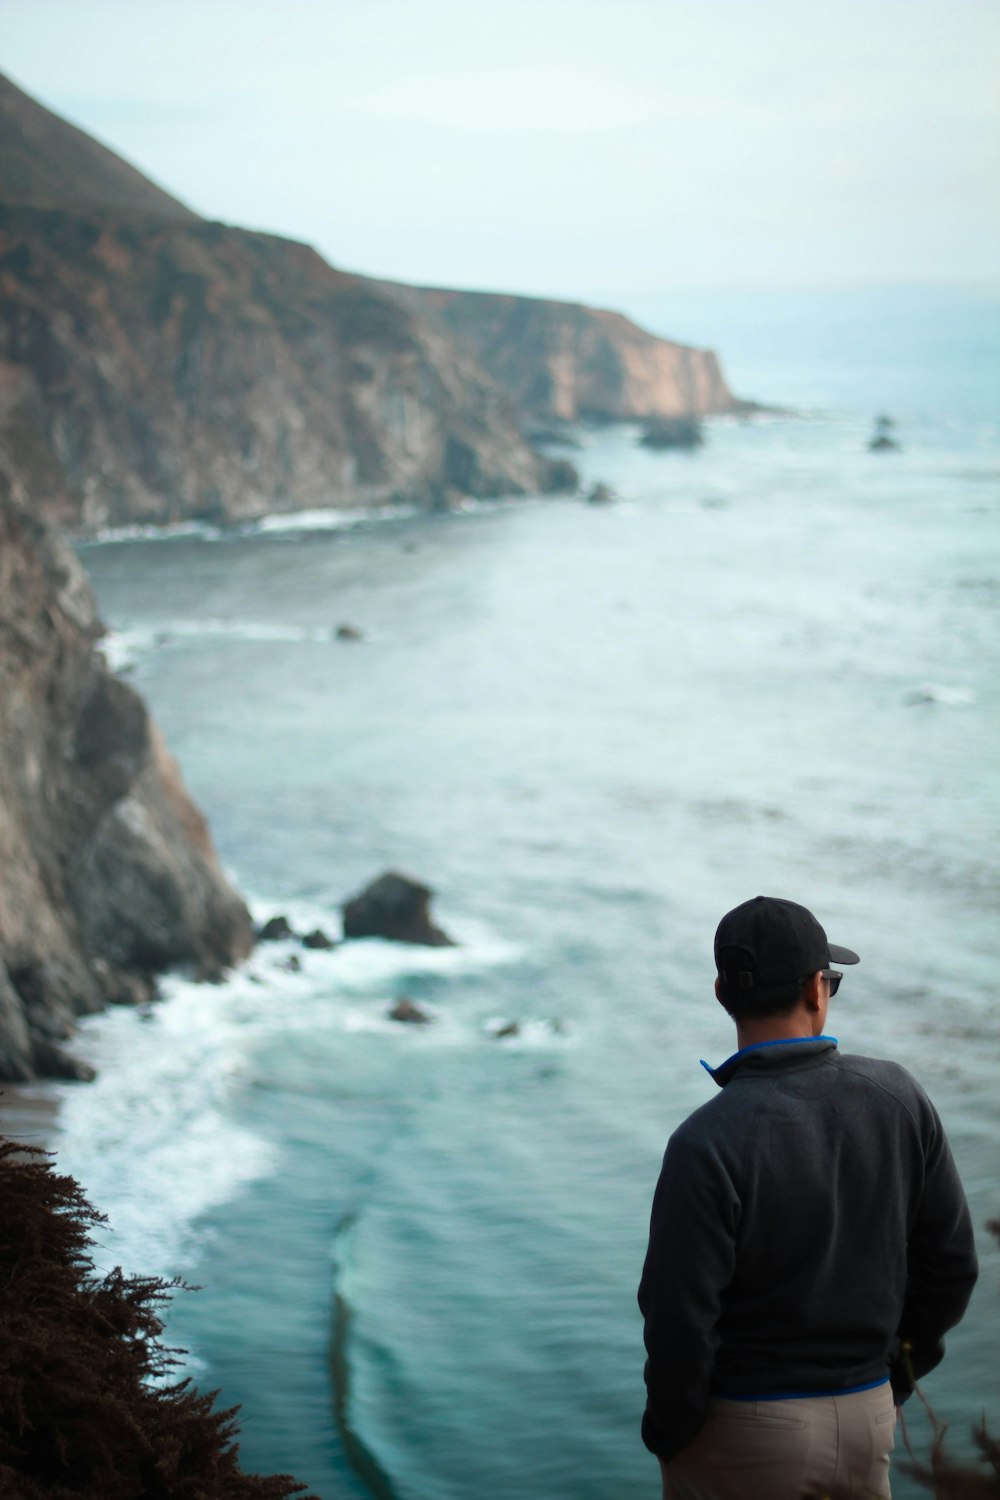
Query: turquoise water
46,288,1000,1499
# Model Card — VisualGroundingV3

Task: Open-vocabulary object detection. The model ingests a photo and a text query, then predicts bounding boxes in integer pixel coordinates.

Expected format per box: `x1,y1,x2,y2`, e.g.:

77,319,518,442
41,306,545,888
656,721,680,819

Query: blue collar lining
701,1034,839,1078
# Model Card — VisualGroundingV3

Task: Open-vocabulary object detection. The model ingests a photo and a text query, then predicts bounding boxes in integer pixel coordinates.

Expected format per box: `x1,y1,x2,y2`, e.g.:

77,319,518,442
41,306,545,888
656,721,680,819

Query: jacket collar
700,1035,839,1089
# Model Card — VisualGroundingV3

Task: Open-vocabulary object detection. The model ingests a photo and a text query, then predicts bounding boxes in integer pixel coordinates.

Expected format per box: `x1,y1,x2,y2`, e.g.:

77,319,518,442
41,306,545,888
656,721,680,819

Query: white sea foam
49,908,526,1282
100,627,160,672
149,617,334,644
85,520,223,544
101,618,338,670
249,503,418,535
903,682,976,707
52,975,279,1281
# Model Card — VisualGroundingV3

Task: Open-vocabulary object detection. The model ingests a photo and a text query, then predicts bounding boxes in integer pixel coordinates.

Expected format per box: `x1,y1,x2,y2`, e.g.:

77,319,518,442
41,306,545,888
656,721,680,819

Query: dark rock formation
542,458,581,494
388,997,432,1024
586,482,616,505
491,1021,521,1040
379,283,748,424
258,915,295,942
342,872,455,947
0,72,572,533
301,928,336,951
869,415,900,452
0,485,253,1081
639,416,705,450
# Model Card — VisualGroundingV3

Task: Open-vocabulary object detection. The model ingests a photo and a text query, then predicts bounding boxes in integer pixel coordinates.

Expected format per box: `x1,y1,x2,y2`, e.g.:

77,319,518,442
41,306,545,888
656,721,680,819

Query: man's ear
802,971,825,1013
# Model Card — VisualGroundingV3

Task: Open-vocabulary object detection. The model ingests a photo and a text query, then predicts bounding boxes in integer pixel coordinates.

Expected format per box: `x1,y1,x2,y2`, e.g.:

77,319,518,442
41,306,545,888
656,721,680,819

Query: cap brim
829,942,860,966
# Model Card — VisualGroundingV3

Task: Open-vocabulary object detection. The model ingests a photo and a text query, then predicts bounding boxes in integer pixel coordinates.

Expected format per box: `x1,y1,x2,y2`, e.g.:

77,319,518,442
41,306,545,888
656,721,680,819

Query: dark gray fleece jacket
638,1037,978,1463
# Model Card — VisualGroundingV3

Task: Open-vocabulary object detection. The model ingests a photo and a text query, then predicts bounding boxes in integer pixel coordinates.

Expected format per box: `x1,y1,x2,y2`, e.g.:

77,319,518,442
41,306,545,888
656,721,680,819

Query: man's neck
735,1009,819,1053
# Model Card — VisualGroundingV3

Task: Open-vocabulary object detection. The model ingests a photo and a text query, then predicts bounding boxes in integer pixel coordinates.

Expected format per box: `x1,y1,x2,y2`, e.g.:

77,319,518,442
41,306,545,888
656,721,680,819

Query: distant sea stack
0,483,253,1082
378,285,746,424
0,72,568,533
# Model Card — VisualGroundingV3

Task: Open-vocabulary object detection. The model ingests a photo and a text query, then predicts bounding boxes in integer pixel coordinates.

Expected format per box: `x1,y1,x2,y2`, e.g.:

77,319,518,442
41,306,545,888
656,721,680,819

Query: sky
3,0,999,303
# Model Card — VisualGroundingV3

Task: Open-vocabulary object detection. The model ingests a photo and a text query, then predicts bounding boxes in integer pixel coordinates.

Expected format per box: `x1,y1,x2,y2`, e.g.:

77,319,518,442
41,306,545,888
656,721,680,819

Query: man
638,895,978,1500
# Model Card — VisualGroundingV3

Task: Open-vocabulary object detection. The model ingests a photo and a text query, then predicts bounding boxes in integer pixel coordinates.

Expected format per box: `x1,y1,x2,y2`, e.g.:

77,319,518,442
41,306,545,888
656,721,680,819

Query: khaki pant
659,1385,896,1500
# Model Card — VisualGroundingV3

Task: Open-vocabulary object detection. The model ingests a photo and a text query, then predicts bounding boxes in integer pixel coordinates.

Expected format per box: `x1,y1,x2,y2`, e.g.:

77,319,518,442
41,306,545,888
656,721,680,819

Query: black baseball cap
715,895,860,993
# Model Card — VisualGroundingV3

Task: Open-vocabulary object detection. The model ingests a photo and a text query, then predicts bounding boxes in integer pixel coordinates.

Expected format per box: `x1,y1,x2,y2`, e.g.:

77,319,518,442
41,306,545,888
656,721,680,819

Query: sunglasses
821,969,843,997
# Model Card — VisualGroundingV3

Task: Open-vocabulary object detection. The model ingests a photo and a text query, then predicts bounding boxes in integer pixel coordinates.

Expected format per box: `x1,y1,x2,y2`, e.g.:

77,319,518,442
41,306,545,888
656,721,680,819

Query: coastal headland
0,67,751,1080
0,70,746,536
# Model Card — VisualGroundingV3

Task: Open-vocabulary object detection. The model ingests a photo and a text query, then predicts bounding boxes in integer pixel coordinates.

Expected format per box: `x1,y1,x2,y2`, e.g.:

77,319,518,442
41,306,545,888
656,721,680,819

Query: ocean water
39,286,1000,1499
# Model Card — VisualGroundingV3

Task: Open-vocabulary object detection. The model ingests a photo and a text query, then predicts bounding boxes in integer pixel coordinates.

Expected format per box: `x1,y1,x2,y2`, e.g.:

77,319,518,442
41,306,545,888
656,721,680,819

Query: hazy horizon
3,0,998,308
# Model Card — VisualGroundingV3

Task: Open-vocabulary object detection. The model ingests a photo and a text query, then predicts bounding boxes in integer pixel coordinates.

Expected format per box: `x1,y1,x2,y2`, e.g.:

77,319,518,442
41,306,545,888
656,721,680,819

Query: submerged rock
334,624,364,642
342,872,456,947
639,416,704,450
586,481,617,505
542,458,581,494
257,915,296,942
491,1020,521,1040
388,997,432,1025
869,414,901,452
302,928,336,950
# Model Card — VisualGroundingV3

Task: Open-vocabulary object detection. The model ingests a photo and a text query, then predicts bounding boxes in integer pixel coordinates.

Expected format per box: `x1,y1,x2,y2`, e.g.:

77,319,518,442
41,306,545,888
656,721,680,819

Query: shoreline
0,1083,62,1152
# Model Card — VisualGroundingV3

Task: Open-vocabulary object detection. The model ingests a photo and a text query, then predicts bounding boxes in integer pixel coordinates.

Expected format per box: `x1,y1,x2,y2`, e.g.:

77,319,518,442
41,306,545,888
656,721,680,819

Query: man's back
642,1039,976,1405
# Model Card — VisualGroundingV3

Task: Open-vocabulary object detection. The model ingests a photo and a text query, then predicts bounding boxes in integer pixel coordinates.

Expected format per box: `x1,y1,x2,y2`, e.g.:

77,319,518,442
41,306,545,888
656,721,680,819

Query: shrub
901,1218,1000,1498
0,1137,315,1499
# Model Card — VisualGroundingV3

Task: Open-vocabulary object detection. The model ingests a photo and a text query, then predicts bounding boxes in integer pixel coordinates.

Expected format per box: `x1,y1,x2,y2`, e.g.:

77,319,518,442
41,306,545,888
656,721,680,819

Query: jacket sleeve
890,1090,978,1402
637,1130,739,1461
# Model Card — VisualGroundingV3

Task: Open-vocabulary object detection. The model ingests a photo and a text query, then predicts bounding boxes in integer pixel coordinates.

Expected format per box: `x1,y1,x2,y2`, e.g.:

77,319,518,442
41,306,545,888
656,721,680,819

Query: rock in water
257,915,296,942
0,487,253,1081
869,414,901,452
491,1020,521,1040
301,928,336,950
388,997,432,1024
639,416,704,450
342,872,456,947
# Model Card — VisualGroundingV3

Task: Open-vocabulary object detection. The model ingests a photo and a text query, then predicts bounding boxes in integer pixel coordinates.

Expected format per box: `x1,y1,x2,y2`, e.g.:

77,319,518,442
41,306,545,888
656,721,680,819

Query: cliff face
0,72,563,532
0,205,559,532
379,285,743,423
0,482,253,1082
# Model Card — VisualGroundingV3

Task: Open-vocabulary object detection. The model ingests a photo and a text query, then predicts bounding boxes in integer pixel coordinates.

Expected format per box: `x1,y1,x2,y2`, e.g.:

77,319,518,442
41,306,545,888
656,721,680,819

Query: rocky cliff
0,204,565,531
0,72,567,532
0,72,751,533
379,284,744,423
0,481,253,1081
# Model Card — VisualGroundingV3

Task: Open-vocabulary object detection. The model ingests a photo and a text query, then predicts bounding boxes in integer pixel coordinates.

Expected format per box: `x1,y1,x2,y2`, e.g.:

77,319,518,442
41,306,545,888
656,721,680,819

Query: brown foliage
0,1138,316,1498
901,1219,1000,1498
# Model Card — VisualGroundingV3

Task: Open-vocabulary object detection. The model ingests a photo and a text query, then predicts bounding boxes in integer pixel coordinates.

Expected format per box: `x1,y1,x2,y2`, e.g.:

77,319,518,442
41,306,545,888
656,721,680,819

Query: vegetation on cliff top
0,1136,314,1498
